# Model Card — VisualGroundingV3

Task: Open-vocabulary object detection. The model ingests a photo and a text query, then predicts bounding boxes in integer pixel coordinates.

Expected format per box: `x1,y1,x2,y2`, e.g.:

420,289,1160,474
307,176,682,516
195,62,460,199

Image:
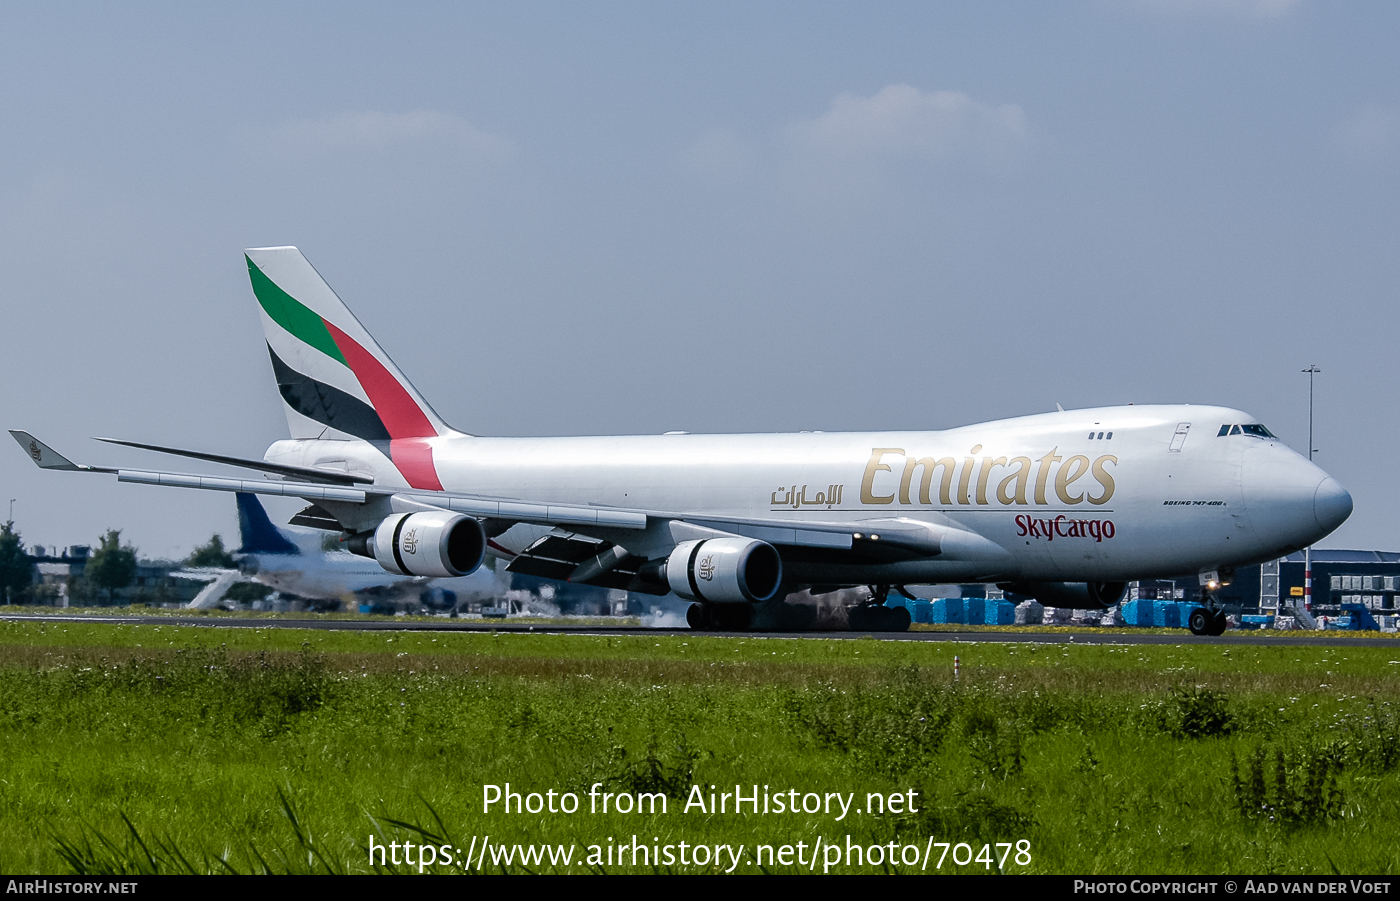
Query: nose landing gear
1188,600,1228,636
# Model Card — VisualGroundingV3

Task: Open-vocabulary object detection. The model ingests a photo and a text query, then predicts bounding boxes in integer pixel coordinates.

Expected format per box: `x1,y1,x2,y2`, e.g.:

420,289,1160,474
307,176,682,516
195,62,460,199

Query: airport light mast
1303,365,1321,613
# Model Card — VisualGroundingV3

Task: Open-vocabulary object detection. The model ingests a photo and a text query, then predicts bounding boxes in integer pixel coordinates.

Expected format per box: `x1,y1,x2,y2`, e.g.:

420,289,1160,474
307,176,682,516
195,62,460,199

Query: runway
2,612,1394,648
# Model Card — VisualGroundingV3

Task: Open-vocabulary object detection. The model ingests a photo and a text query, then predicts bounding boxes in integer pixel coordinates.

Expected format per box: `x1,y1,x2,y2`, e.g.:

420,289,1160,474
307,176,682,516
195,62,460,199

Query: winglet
9,430,87,471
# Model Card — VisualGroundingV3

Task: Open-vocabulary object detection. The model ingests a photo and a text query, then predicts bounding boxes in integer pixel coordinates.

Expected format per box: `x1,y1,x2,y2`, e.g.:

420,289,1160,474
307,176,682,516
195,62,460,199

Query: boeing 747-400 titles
12,246,1353,633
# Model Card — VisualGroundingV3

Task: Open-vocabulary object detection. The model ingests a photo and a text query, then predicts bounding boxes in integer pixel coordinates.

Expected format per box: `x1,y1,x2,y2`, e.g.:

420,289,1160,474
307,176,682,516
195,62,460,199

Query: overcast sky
2,1,1397,559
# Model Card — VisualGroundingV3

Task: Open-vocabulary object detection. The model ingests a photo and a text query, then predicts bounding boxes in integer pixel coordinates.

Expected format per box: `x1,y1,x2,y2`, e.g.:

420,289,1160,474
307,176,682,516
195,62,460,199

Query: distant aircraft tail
236,492,301,556
245,245,456,490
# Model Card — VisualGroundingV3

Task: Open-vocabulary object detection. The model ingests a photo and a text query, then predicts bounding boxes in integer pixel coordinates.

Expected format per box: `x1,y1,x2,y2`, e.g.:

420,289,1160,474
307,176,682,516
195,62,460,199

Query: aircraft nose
1314,477,1353,535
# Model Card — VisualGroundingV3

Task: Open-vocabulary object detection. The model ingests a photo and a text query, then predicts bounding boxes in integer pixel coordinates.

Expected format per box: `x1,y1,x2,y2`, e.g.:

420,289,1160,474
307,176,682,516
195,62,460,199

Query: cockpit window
1218,423,1278,439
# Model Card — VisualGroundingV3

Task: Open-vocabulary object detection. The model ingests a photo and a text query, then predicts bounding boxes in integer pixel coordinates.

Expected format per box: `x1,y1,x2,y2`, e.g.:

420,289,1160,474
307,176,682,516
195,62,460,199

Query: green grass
0,619,1397,874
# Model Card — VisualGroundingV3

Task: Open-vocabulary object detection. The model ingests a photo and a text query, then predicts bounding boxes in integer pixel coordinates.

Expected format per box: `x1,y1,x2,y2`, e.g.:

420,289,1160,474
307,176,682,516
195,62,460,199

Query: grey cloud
788,85,1028,166
1120,0,1301,17
249,110,513,162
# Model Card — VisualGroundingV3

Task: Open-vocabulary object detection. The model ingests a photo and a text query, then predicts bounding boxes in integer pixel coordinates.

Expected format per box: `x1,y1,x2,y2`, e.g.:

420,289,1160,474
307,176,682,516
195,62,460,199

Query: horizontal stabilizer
95,437,369,485
288,503,344,531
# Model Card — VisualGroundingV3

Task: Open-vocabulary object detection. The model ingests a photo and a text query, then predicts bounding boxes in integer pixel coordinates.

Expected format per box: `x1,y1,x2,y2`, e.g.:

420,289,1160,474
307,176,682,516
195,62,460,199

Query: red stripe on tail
389,438,444,492
323,320,444,491
323,321,438,439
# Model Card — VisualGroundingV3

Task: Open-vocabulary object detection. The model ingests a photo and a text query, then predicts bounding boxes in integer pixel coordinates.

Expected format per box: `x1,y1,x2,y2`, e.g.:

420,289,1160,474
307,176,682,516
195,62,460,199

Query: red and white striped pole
1304,550,1312,612
1303,365,1320,616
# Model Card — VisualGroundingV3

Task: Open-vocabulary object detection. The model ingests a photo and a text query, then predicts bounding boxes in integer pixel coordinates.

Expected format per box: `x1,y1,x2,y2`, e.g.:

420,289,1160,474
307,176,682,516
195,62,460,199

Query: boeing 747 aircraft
12,246,1353,634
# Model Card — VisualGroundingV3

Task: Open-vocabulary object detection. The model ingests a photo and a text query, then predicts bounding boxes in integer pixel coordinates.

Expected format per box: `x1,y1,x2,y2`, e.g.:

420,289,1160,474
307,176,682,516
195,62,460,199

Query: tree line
0,522,253,606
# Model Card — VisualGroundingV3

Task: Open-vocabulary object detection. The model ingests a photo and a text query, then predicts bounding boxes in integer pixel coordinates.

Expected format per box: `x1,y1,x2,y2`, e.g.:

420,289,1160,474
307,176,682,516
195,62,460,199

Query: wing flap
399,493,647,530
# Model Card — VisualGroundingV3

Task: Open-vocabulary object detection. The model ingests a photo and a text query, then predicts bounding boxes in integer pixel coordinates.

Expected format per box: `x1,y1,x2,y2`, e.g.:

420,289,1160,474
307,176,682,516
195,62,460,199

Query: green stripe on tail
246,255,347,366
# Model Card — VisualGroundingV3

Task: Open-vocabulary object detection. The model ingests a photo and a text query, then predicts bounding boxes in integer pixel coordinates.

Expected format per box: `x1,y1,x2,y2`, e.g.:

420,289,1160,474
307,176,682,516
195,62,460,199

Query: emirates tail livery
12,246,1352,633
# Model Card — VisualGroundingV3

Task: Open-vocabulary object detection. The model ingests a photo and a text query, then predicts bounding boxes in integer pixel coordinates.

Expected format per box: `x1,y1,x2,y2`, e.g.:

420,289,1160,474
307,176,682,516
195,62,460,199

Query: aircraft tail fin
236,492,301,556
244,246,456,443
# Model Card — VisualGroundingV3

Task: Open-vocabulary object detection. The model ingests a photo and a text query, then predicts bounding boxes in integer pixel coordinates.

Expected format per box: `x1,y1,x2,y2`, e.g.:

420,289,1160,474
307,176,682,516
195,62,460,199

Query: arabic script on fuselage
770,484,844,509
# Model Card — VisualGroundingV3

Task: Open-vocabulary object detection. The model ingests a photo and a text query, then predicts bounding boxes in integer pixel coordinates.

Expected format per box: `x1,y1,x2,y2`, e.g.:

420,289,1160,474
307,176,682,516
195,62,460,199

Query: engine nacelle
998,581,1128,610
664,537,782,604
352,511,486,578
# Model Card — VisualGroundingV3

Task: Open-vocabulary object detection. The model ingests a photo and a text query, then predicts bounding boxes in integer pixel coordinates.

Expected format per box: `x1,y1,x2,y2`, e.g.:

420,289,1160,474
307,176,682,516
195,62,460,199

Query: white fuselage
265,404,1350,586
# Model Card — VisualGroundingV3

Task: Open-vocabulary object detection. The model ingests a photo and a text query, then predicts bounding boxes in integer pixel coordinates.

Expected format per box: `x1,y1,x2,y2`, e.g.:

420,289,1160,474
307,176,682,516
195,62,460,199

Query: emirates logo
402,528,419,555
28,441,40,462
698,554,715,581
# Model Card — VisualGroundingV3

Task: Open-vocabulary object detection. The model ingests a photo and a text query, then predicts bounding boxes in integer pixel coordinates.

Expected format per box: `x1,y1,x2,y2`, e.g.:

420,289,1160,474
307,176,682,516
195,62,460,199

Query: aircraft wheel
1188,607,1211,636
710,604,754,631
1208,609,1228,636
686,603,710,631
848,605,875,632
849,605,911,633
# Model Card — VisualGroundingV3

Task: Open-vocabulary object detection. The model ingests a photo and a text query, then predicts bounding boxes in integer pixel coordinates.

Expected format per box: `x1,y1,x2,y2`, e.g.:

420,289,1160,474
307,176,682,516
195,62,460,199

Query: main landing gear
686,603,754,632
847,584,913,633
1187,597,1228,636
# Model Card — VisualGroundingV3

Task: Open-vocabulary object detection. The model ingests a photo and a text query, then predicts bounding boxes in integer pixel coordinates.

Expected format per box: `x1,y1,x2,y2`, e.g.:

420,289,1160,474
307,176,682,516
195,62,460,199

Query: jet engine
348,511,486,578
997,581,1128,610
663,537,782,604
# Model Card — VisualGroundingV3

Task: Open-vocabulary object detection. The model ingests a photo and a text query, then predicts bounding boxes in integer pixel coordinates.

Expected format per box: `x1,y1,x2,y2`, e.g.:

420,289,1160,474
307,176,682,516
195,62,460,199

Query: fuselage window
1106,432,1112,439
1097,432,1104,439
1240,424,1276,439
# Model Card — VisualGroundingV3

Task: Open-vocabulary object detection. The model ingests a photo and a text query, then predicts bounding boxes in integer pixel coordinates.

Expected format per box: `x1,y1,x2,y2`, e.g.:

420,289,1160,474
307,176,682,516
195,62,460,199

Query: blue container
930,598,964,624
1122,599,1153,627
1339,604,1380,631
1152,602,1183,628
988,600,1016,625
965,597,985,625
912,599,932,624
